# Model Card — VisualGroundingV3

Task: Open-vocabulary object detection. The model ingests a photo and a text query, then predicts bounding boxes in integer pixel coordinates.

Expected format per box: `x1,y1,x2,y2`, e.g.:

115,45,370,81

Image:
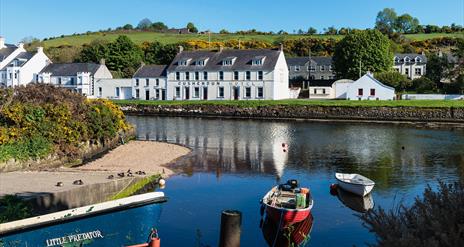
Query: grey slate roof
133,65,167,78
0,44,18,62
40,63,101,76
394,53,427,64
167,49,282,72
286,56,333,66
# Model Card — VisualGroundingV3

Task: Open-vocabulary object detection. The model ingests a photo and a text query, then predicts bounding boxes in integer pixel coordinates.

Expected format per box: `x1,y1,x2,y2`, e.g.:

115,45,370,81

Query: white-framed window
252,58,264,65
175,72,180,80
135,78,139,86
185,72,190,80
156,78,159,86
322,88,326,94
320,76,325,80
197,60,206,66
135,89,140,98
310,66,316,72
58,77,62,85
234,71,239,80
295,66,300,72
218,86,224,98
405,68,409,76
257,87,264,98
156,89,160,99
145,78,149,86
258,71,263,80
115,87,120,97
313,88,317,94
246,71,251,80
179,60,188,66
98,87,102,97
223,59,233,66
245,87,251,98
320,65,325,71
175,87,181,98
415,68,422,75
203,71,208,80
219,71,224,80
193,87,200,98
195,71,199,80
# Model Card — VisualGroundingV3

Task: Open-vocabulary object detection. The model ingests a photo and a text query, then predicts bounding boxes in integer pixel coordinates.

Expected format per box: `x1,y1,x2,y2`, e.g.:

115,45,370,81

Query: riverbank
117,100,464,124
0,141,191,215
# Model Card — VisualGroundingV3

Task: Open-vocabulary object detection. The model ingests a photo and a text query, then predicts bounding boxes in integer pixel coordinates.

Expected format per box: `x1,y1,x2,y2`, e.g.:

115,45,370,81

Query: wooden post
219,210,242,247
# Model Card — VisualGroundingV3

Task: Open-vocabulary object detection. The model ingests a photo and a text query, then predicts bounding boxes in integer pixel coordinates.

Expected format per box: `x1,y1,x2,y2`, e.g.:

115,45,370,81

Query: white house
38,61,112,96
166,46,289,100
393,53,427,80
345,72,395,100
132,65,168,100
94,78,133,99
0,37,50,87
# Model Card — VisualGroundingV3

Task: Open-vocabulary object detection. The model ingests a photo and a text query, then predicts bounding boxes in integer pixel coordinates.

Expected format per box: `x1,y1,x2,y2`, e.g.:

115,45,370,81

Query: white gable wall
346,74,395,100
272,52,290,99
18,48,50,85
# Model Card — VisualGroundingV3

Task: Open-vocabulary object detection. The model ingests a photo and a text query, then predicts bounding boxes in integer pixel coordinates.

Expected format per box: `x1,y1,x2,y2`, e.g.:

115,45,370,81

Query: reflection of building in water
131,116,291,177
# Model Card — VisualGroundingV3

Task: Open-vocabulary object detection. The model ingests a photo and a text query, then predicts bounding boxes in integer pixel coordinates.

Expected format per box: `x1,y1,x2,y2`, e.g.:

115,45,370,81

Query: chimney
140,61,145,67
279,43,284,51
37,47,43,53
18,42,24,49
219,45,223,52
100,58,105,65
178,45,184,53
0,37,5,49
421,51,425,56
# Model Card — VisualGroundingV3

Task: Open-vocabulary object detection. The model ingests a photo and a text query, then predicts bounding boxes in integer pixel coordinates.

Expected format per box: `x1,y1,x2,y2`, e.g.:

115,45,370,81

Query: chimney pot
178,45,184,53
0,37,5,49
37,47,43,53
100,58,105,65
18,42,24,49
279,43,284,51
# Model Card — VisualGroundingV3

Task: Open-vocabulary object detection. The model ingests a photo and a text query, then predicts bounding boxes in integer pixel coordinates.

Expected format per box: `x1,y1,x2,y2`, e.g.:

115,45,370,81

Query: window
14,73,17,79
175,87,181,98
176,72,180,80
252,58,264,65
258,71,263,80
415,68,422,75
218,86,224,98
58,77,62,85
245,87,251,98
203,71,208,80
135,78,139,86
310,66,316,72
219,71,224,80
320,76,324,80
195,71,199,80
193,87,200,98
322,89,326,94
197,59,206,66
145,78,149,86
116,87,120,97
234,71,239,80
223,59,233,66
370,88,375,96
185,72,190,80
295,66,300,72
179,60,189,66
70,77,75,85
135,89,140,98
156,89,160,99
156,78,159,86
405,68,409,76
98,87,102,97
246,71,251,80
320,66,325,71
358,88,363,96
257,87,264,98
329,65,332,71
313,89,317,94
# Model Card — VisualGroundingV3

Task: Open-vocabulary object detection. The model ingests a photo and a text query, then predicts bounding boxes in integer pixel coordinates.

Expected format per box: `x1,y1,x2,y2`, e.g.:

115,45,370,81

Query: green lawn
42,31,464,48
115,99,464,108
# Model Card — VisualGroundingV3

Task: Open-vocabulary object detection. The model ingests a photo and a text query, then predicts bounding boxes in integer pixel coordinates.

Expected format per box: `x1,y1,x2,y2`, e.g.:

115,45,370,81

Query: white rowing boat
335,173,375,196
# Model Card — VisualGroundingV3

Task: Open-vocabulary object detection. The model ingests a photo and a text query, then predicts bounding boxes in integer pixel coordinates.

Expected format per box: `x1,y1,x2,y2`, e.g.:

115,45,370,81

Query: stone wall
119,104,464,123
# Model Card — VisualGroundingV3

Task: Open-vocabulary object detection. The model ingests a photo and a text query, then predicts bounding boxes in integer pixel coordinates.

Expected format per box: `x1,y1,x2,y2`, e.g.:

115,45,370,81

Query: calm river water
127,116,464,247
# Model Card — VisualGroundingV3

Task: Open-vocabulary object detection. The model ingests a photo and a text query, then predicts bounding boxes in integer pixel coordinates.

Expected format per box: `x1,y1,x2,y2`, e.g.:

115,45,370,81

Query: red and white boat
261,180,314,227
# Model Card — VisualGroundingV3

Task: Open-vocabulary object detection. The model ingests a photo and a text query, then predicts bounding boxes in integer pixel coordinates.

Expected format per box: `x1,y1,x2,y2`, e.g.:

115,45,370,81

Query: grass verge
110,174,161,200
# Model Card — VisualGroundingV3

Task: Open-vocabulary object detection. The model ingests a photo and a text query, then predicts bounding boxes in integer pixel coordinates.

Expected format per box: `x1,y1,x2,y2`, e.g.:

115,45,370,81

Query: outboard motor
286,179,299,189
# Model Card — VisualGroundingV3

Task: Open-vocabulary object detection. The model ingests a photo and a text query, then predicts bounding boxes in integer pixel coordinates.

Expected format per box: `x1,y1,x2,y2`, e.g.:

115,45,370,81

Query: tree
307,27,317,35
395,14,420,33
187,22,198,33
219,29,229,34
425,53,452,88
137,18,152,30
77,39,110,63
375,8,398,34
375,71,411,91
338,27,351,35
143,42,177,65
333,30,393,79
324,26,338,35
411,77,437,93
122,24,133,30
448,38,464,93
151,22,168,32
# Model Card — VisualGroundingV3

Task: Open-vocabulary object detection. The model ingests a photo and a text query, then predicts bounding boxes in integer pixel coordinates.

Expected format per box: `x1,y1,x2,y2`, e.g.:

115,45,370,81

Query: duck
117,172,125,178
56,182,63,187
107,175,114,179
73,180,83,185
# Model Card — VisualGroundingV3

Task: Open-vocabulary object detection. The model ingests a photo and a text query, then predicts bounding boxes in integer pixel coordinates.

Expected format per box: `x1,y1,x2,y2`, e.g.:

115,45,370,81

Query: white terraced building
393,53,427,80
165,46,289,100
0,37,50,87
132,64,168,100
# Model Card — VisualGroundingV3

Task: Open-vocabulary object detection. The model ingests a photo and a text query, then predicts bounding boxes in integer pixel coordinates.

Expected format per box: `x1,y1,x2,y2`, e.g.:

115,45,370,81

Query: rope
272,209,284,247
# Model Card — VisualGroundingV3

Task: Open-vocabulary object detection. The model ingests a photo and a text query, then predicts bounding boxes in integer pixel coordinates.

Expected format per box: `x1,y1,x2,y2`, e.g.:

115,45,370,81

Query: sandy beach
0,141,191,197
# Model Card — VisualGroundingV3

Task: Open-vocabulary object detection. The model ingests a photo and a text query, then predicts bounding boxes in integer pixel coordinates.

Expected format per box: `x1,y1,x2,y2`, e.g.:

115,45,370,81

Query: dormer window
196,58,208,66
394,57,400,63
179,59,191,66
222,57,236,66
415,57,421,63
252,56,266,66
404,57,410,63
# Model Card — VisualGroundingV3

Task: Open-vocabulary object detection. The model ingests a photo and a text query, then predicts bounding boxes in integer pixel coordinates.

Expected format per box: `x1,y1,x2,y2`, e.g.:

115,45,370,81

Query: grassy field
115,99,464,108
42,31,464,48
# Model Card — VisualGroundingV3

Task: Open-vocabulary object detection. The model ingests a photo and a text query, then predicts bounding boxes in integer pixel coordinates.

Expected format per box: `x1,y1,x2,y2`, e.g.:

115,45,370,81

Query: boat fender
329,184,338,196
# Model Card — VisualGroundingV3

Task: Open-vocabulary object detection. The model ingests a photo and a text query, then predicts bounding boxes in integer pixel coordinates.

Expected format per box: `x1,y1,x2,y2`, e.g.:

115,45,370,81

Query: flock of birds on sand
55,169,149,187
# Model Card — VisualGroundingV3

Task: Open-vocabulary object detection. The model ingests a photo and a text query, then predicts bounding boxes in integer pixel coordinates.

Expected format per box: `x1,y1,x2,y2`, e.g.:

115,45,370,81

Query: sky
0,0,463,43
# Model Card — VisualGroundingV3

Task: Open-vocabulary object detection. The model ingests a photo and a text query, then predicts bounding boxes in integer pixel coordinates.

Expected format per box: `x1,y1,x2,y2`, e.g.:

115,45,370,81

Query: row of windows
394,68,422,77
174,86,264,99
358,88,376,96
175,71,264,81
293,65,332,72
134,88,166,99
135,78,161,87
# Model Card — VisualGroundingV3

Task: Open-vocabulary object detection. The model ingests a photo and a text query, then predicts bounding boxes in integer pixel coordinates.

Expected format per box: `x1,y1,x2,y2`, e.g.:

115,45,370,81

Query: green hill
42,31,463,48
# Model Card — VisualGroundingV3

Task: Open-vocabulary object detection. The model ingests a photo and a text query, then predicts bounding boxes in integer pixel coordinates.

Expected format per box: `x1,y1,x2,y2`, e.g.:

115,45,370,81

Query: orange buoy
329,183,338,196
300,187,310,194
148,229,160,247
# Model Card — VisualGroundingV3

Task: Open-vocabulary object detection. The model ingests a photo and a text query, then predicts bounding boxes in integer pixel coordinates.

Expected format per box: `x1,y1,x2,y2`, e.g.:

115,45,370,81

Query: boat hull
265,206,311,227
337,180,374,196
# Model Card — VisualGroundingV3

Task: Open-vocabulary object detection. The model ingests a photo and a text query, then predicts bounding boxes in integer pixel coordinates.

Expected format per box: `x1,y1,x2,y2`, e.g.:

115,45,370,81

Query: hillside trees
333,30,393,79
187,22,198,33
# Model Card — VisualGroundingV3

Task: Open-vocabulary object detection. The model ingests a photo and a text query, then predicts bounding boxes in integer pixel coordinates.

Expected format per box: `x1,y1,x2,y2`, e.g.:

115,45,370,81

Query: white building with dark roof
393,53,427,79
345,72,395,100
0,37,50,87
132,64,168,100
37,60,112,96
166,46,289,100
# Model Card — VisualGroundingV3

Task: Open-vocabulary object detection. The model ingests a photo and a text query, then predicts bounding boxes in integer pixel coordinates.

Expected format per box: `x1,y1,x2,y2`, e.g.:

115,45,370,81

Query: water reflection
129,116,464,189
335,188,374,213
261,214,314,247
